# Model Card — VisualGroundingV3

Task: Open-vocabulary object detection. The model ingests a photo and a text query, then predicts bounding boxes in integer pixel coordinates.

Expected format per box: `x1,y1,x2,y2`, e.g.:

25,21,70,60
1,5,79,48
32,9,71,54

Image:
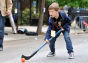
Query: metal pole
16,0,19,29
30,0,32,25
17,0,19,16
20,0,23,24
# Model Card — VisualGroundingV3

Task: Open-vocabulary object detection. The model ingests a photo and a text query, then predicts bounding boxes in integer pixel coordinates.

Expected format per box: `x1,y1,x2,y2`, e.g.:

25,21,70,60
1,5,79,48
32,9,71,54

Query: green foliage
46,0,88,8
46,0,57,5
22,8,30,25
20,8,40,25
67,1,79,7
31,8,40,19
32,13,40,19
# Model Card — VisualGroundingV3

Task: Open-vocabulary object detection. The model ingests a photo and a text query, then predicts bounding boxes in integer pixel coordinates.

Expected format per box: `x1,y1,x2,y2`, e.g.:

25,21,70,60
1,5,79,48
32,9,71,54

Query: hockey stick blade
21,42,47,60
21,50,38,60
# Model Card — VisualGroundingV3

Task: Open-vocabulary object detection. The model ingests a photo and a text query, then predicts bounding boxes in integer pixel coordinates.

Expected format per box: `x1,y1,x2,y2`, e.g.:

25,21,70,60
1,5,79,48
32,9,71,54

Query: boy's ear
57,9,59,12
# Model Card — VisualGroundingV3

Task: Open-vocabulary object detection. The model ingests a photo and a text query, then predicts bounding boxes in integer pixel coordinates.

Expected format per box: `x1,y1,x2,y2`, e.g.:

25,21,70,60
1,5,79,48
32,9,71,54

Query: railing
72,16,88,34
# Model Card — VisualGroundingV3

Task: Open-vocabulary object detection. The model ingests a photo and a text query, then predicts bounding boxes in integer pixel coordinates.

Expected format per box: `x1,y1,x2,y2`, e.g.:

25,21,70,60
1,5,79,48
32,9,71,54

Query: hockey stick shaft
22,42,47,60
21,42,47,60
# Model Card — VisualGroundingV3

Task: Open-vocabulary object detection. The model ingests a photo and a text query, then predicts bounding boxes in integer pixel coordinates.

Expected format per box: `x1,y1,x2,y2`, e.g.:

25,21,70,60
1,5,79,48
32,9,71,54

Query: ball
21,58,25,63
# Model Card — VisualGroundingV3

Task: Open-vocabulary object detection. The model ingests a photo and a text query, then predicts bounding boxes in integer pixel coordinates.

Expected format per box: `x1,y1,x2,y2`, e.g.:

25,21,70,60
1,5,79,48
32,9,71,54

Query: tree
37,0,45,35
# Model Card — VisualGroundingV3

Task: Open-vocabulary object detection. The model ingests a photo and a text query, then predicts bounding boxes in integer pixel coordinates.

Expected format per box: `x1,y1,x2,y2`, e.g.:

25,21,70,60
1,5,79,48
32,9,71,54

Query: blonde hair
48,2,59,11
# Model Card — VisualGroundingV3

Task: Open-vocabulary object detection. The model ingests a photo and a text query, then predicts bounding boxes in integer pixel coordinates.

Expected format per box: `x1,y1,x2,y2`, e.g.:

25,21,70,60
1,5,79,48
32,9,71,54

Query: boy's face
49,9,59,18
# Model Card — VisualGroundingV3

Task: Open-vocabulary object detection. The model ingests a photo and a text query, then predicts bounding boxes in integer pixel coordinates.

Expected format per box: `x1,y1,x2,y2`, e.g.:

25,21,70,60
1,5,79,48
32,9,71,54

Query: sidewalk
4,25,88,41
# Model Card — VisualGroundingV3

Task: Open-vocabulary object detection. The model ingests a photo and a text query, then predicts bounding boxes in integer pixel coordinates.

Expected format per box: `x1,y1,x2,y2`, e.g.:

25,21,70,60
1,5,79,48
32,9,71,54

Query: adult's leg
0,14,5,49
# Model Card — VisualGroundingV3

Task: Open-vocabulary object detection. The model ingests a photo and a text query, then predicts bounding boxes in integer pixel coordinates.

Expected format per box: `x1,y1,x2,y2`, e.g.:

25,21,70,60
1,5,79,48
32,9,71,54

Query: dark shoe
0,45,3,51
68,52,74,59
0,47,3,51
47,52,55,57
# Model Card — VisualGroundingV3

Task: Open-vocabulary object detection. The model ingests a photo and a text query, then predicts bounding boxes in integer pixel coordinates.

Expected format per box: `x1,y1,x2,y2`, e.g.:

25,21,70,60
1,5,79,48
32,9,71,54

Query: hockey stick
9,14,17,34
21,29,62,60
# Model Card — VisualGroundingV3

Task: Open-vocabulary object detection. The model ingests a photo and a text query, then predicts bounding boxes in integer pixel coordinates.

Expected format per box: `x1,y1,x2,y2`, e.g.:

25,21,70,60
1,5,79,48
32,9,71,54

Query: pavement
0,25,88,63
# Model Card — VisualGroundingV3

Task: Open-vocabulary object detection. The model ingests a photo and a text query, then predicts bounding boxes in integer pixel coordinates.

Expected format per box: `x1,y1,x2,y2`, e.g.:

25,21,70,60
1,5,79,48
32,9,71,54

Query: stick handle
9,14,17,33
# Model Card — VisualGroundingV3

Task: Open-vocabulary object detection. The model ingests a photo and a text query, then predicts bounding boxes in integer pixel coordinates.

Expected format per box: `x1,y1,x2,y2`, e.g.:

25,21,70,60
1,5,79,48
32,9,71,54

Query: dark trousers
49,30,73,53
0,11,5,48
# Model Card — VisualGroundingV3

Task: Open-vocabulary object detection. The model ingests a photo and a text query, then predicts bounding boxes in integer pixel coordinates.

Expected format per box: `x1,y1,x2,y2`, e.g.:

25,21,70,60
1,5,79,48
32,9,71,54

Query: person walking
0,0,12,51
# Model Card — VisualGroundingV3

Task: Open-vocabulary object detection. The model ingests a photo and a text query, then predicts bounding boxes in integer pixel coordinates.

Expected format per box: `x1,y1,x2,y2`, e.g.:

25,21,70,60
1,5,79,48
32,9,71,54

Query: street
0,33,88,63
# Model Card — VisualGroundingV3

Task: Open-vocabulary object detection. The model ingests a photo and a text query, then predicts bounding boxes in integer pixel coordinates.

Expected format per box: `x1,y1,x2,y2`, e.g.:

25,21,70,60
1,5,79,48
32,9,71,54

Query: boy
45,2,74,59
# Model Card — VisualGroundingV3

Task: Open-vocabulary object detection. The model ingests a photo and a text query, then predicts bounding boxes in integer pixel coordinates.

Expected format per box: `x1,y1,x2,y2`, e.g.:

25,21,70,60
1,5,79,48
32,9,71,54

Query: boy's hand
61,28,64,31
45,39,50,44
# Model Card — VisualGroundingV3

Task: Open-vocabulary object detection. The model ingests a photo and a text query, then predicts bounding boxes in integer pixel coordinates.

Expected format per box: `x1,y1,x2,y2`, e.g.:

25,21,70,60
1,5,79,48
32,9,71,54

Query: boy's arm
45,23,52,40
44,17,53,40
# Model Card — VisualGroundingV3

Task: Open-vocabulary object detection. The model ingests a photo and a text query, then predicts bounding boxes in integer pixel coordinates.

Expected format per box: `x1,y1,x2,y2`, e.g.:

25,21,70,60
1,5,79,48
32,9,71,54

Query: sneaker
68,52,74,59
47,52,55,57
